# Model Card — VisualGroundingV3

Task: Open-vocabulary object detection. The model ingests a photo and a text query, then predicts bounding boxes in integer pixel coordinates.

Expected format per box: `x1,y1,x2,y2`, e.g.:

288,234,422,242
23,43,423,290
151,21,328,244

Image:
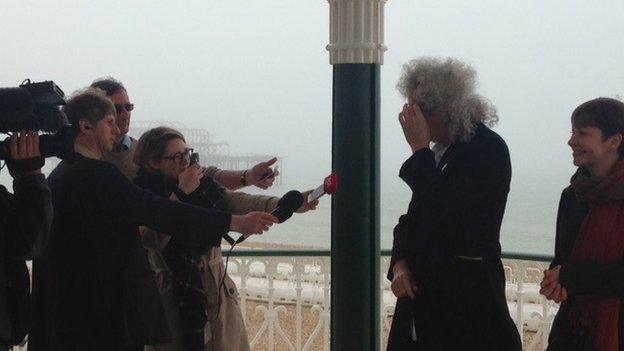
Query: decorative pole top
326,0,387,65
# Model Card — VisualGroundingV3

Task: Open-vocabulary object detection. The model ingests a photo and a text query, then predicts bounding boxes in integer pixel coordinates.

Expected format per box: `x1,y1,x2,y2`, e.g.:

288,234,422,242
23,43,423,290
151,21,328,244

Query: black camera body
0,80,73,160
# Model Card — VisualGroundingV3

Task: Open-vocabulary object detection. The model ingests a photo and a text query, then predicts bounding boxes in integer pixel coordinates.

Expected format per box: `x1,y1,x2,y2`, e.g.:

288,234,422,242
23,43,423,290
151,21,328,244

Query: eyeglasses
114,103,134,113
159,148,194,165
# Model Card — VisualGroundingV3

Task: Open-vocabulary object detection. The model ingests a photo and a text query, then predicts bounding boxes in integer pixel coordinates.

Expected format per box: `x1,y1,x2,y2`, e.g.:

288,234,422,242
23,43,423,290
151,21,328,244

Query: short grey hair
397,57,498,142
63,87,115,133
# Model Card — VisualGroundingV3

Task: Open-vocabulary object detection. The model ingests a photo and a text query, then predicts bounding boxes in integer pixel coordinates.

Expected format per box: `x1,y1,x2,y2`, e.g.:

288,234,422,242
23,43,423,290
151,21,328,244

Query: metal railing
224,249,557,351
11,250,557,351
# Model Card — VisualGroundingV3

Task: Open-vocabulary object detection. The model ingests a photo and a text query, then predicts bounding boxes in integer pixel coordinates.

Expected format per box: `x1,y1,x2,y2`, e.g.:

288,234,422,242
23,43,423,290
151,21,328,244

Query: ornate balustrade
13,250,557,351
226,249,557,351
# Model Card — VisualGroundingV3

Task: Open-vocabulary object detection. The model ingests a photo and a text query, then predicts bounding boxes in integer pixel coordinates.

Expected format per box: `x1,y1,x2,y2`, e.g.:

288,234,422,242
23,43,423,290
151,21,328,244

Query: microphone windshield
273,190,304,223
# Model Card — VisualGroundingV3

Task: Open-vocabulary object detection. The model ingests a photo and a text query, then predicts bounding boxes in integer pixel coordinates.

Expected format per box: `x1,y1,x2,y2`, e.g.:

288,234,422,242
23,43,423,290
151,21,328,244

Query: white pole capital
326,0,387,65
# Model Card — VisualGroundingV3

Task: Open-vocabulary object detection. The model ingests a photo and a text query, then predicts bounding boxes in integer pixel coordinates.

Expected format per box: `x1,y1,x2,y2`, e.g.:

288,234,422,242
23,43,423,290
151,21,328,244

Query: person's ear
609,133,623,151
79,119,94,134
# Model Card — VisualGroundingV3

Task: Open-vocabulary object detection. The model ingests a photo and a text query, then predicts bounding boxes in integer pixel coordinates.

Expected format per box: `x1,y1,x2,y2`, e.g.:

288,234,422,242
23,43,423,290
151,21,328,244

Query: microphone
308,173,339,202
229,190,304,245
271,190,304,223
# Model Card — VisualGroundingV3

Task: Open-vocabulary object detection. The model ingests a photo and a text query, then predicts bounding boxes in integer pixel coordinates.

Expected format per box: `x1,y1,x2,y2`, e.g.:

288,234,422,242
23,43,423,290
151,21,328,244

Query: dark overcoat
387,123,522,351
29,154,231,351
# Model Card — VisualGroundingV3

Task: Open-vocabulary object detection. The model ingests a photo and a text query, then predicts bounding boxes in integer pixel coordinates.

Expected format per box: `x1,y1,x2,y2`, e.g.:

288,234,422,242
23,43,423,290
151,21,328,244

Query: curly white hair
396,57,498,142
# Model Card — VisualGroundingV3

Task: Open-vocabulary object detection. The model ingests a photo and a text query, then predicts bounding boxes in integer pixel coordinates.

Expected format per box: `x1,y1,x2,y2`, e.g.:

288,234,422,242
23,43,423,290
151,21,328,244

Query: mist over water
233,166,572,256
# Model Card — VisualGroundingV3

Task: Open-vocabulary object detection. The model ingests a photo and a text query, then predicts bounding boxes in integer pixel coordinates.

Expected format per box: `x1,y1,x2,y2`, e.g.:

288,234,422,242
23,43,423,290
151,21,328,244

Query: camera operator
0,132,51,350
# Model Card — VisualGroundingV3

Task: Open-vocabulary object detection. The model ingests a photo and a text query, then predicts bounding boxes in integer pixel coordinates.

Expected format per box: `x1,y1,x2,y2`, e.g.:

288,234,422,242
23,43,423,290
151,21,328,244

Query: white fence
13,251,557,351
226,250,558,351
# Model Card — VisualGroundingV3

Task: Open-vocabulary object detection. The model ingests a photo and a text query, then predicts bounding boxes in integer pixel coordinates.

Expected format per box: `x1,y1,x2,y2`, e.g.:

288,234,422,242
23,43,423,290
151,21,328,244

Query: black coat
386,123,522,351
547,183,624,351
29,154,231,351
0,174,51,347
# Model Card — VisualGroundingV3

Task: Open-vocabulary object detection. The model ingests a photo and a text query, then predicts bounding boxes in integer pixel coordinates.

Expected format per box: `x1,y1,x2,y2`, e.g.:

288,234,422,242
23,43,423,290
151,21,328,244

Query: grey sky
1,0,623,252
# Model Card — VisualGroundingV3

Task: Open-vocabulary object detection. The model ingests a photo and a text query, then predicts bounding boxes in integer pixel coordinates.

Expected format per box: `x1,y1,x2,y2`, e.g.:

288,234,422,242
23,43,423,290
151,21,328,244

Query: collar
114,135,133,152
431,142,450,166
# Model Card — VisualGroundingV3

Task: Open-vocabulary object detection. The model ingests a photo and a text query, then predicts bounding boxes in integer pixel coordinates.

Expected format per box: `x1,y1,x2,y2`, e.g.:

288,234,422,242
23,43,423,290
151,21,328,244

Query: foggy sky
1,0,623,252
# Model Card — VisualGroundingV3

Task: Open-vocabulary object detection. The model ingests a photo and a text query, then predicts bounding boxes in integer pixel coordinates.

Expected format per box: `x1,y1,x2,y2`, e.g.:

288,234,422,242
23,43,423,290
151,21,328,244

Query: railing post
294,258,304,350
516,261,525,344
326,1,386,350
267,260,277,351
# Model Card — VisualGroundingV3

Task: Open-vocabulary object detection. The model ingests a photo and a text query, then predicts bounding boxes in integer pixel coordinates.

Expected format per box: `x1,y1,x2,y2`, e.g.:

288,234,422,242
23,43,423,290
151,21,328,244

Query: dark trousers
52,333,144,351
387,258,521,351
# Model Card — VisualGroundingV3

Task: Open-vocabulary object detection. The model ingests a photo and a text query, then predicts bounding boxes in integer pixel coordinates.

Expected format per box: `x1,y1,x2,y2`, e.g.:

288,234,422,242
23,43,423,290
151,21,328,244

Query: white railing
12,251,557,351
226,250,558,351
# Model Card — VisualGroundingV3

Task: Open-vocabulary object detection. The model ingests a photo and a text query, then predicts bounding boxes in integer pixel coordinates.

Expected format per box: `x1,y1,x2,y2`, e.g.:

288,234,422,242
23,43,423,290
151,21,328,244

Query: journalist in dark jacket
0,133,51,350
28,89,277,351
386,57,521,351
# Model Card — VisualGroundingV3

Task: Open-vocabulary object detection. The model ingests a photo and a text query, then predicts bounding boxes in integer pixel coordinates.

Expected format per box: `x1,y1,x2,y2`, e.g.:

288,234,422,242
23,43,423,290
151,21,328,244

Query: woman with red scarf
541,97,624,351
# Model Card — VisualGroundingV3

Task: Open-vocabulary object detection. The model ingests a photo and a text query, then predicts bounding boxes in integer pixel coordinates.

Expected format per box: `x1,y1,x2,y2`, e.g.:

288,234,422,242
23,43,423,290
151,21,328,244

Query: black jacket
0,174,51,347
386,123,522,351
547,183,624,351
29,154,231,351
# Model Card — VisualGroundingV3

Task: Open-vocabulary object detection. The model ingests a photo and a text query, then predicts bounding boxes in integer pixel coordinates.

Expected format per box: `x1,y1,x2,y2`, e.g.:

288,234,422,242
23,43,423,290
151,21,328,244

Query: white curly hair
396,57,498,143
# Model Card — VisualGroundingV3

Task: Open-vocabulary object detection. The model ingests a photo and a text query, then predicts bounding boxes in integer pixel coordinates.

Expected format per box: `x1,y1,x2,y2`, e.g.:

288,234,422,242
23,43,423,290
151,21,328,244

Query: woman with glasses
541,98,624,351
133,126,317,351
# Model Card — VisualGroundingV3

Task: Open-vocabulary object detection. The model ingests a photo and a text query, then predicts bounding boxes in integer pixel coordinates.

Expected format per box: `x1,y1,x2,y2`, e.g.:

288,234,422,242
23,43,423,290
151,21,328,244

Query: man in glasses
90,78,138,180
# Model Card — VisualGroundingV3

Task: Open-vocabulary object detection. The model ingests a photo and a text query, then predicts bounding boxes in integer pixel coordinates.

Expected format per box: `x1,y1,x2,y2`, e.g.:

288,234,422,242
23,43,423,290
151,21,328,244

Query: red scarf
571,160,624,351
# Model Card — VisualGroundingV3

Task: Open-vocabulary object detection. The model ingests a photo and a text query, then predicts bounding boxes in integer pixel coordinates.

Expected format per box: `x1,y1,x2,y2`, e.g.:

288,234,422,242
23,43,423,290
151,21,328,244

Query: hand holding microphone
229,212,278,237
297,189,319,213
271,190,304,222
229,190,304,245
225,174,338,245
308,173,339,202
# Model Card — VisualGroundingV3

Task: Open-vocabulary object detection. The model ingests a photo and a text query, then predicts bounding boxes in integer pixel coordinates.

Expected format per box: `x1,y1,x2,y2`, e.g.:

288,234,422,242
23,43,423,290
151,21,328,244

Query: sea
235,169,573,257
1,161,572,257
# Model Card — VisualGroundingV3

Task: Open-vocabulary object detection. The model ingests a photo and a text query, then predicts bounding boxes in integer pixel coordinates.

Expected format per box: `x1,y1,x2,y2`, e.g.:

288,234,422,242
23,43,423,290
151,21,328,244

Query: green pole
331,64,380,351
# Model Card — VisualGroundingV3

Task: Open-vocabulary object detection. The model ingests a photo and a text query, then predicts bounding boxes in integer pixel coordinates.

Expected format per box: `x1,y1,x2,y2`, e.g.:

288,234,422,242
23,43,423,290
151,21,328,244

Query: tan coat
102,136,139,181
143,187,278,351
107,143,279,351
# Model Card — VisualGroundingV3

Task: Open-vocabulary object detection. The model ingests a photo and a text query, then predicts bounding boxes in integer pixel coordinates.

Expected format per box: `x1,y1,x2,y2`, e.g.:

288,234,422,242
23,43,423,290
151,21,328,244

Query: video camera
0,79,74,160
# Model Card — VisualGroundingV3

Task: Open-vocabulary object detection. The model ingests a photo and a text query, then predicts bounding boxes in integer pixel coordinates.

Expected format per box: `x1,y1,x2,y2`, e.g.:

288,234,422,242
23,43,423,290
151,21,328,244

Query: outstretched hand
248,157,279,189
230,212,279,235
296,190,319,213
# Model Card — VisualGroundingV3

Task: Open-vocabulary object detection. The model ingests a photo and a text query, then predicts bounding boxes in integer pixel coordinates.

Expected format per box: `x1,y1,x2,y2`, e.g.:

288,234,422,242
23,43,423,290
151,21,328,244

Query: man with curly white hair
386,57,522,350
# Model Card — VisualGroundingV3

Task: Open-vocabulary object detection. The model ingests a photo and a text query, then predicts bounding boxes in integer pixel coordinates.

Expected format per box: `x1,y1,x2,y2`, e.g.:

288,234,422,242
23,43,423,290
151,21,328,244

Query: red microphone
308,173,339,202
